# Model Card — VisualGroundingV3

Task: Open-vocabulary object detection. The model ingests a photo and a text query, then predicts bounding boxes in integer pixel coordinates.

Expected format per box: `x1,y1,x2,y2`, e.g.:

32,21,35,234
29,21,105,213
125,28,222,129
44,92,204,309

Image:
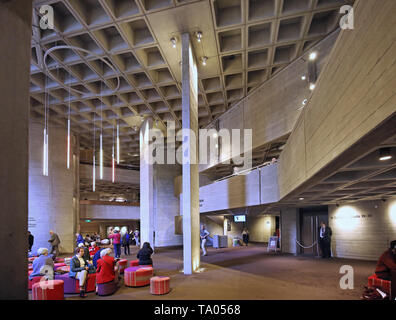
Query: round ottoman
54,273,96,294
63,257,72,265
124,267,153,287
97,281,117,296
57,265,70,272
28,257,37,263
55,258,65,263
129,259,139,267
28,265,33,271
150,276,170,295
117,259,128,274
28,271,43,291
54,263,67,270
32,280,64,300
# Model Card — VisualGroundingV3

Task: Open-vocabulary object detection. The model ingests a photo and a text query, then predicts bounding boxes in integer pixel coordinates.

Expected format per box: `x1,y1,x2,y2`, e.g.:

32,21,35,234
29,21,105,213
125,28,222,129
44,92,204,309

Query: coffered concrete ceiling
30,0,354,166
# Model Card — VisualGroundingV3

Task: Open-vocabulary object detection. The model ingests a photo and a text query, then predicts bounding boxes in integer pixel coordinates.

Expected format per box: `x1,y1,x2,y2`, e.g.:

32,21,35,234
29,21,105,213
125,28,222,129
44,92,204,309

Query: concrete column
140,117,154,247
181,33,200,274
0,0,32,299
28,121,79,254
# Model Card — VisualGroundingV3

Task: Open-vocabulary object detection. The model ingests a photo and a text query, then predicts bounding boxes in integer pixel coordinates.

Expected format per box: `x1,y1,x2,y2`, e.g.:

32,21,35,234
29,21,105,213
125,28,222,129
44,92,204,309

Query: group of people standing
107,227,140,259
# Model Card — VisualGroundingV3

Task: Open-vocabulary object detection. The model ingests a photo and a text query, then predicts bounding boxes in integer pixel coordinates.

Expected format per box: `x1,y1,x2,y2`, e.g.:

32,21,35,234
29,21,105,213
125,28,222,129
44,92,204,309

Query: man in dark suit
318,221,332,258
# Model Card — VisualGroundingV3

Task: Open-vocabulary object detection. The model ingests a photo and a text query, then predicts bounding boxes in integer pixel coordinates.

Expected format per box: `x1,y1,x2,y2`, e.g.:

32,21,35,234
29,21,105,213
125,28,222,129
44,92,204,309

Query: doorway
299,206,328,256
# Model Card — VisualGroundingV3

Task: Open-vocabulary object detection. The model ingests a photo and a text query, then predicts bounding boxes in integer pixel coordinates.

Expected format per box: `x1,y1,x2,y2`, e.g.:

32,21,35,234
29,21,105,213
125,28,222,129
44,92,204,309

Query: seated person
29,247,54,280
89,242,100,257
375,240,396,280
96,248,119,294
77,242,91,262
137,242,153,266
92,247,105,268
69,247,94,298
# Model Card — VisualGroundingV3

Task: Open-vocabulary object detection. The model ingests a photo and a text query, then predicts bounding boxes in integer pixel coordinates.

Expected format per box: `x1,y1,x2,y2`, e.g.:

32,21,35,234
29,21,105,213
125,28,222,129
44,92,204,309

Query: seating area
367,274,391,295
28,255,170,299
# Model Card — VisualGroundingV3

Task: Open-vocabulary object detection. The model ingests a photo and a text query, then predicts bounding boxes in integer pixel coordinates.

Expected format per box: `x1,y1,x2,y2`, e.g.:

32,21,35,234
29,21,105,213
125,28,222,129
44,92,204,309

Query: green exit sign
85,220,91,223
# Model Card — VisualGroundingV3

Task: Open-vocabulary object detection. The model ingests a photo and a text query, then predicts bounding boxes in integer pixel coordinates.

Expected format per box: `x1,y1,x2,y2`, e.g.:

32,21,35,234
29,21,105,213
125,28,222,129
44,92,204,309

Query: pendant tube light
117,122,120,164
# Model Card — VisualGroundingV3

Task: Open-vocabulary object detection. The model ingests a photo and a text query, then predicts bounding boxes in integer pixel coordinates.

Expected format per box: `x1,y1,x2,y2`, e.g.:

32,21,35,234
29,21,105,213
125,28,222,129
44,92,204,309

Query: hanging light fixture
99,74,104,180
112,125,115,183
67,85,71,169
93,112,96,192
43,74,49,176
116,121,120,164
201,56,208,66
196,31,203,42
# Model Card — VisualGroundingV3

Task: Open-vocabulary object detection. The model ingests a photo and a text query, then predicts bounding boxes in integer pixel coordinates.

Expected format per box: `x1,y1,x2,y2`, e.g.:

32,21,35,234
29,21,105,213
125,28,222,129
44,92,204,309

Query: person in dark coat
137,242,153,266
375,240,396,280
48,230,60,258
76,233,84,246
69,247,94,298
318,222,332,258
28,231,34,252
77,243,91,262
122,232,130,256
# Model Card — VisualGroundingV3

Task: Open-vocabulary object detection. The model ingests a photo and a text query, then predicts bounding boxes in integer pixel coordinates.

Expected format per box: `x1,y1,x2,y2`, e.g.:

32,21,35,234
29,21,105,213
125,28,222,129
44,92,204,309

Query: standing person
122,232,130,256
137,242,153,266
200,225,210,256
318,221,332,258
69,247,93,298
242,228,249,246
28,231,34,252
375,240,396,280
108,227,121,259
48,230,60,258
76,233,84,246
134,229,140,247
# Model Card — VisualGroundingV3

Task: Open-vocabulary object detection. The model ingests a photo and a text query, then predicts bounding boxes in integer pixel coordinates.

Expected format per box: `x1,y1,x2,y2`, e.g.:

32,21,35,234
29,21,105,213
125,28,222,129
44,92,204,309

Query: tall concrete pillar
140,117,154,247
0,0,33,299
28,121,79,254
181,33,200,274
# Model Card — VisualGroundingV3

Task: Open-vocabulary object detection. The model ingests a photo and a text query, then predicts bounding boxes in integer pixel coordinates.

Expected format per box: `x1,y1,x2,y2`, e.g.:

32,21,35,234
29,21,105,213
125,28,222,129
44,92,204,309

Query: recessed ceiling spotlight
299,197,304,201
302,99,308,105
309,51,318,61
379,147,392,161
301,75,306,81
309,83,316,91
201,56,208,66
213,132,218,138
170,37,177,48
196,31,203,42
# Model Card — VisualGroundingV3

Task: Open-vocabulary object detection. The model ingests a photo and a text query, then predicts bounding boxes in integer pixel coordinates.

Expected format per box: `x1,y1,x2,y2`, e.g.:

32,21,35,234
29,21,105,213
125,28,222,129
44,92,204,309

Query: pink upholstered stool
55,258,65,263
368,274,391,294
32,280,64,300
57,265,70,272
117,259,128,274
124,267,153,287
54,263,67,270
150,276,170,295
28,265,33,271
129,259,139,267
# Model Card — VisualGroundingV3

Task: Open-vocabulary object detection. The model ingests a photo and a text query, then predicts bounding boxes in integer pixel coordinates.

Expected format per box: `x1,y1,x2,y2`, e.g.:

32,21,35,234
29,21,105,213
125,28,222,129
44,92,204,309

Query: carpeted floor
63,243,376,300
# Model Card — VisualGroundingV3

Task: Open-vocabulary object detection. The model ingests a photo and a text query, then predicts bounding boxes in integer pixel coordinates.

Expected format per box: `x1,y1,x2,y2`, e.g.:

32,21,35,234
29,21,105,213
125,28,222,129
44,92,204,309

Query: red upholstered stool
150,276,170,295
368,274,391,294
54,263,67,270
32,280,64,300
28,265,33,271
124,267,153,287
28,272,43,290
28,257,37,263
55,258,65,263
129,260,139,267
117,259,128,274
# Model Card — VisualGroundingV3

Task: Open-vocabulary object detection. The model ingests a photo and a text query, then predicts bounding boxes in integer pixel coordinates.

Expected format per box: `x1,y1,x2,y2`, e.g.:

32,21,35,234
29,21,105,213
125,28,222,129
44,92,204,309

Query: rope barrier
295,239,318,249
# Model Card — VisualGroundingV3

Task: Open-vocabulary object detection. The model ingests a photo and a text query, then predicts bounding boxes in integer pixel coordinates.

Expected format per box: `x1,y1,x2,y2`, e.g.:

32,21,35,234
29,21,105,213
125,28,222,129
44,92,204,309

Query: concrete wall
280,208,298,254
80,163,139,184
29,121,79,254
199,31,338,172
278,0,396,199
153,163,183,247
80,204,140,220
329,198,396,261
248,216,276,243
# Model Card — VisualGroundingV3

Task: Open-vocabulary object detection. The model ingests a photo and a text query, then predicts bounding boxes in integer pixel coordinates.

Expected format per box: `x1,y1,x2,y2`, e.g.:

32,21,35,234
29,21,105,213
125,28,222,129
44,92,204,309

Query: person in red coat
95,248,119,294
375,240,396,280
89,242,100,257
